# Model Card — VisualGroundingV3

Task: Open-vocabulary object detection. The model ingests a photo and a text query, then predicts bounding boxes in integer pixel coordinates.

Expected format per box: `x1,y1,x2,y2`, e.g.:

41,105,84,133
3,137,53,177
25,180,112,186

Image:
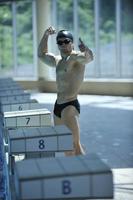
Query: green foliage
121,0,133,34
78,0,94,47
100,20,115,44
0,5,13,70
17,33,33,65
57,0,73,30
0,1,33,70
0,0,133,74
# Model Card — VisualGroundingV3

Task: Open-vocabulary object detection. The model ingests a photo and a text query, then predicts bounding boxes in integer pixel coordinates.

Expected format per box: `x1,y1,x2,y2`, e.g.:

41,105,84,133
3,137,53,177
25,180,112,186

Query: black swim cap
56,30,73,42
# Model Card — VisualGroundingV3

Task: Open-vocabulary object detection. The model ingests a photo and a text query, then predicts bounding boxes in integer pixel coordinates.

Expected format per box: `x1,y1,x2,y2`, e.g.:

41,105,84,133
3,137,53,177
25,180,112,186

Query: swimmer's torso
41,50,91,104
56,53,85,103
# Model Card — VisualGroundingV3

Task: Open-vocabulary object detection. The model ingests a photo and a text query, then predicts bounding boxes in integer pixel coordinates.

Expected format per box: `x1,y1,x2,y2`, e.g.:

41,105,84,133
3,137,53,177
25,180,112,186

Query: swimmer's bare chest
56,58,74,80
56,57,85,103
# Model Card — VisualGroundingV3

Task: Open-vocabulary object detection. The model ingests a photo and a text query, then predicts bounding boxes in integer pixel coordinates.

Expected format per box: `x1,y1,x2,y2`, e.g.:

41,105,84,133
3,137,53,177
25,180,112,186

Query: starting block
0,92,30,104
8,125,73,154
0,78,20,89
7,125,73,174
1,98,33,106
0,84,21,91
14,154,113,199
0,88,24,96
2,101,45,112
4,108,52,128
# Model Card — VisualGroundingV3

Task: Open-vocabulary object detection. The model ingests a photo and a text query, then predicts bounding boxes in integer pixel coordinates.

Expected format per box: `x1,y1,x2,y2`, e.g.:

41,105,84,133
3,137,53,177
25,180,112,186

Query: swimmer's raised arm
76,37,94,64
38,26,56,57
38,26,58,67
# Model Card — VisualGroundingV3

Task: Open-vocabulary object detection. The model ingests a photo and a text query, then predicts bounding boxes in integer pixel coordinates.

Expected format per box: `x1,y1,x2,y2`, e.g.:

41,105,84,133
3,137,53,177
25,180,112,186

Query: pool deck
30,92,133,200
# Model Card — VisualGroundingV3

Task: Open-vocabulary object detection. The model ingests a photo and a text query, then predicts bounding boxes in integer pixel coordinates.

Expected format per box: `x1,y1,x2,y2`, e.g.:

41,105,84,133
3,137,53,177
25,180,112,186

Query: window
51,0,133,79
57,0,73,31
99,0,116,77
0,0,37,80
78,0,95,78
121,0,133,78
0,3,13,76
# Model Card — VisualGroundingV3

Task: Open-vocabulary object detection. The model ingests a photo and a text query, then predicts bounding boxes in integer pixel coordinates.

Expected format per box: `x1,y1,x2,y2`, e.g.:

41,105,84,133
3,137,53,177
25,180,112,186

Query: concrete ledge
18,79,133,97
80,79,133,96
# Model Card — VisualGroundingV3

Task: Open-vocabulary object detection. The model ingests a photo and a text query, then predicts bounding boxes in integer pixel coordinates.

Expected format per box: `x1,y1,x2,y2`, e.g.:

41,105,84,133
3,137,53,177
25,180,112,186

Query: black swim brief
53,99,80,118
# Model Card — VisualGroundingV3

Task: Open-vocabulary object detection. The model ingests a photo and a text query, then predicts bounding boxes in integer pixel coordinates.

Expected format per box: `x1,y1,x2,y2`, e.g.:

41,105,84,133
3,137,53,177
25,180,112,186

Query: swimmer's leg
61,105,85,155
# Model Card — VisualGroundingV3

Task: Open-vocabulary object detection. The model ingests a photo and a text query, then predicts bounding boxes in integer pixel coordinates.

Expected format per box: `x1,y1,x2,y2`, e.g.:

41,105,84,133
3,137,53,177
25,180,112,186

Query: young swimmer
38,26,93,155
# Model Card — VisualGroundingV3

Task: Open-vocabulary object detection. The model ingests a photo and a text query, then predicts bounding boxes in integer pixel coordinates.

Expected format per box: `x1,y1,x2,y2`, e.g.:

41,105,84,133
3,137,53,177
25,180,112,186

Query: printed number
39,139,45,149
18,105,23,110
26,117,30,125
62,180,71,195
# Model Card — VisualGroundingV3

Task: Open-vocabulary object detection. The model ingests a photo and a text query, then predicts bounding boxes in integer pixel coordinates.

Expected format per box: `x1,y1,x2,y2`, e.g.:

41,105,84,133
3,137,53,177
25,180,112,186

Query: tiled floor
31,92,133,200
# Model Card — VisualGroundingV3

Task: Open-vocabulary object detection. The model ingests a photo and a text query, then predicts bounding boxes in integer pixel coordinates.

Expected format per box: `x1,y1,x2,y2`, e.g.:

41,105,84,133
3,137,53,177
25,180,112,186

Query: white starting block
0,92,30,104
4,108,52,128
0,83,21,88
8,125,73,154
1,98,33,106
2,101,45,112
0,88,24,96
14,154,113,199
0,78,20,88
8,125,73,174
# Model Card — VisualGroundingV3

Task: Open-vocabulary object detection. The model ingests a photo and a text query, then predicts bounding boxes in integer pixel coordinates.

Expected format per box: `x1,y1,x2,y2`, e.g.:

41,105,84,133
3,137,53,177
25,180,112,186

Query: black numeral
39,139,45,149
18,105,23,110
26,117,30,125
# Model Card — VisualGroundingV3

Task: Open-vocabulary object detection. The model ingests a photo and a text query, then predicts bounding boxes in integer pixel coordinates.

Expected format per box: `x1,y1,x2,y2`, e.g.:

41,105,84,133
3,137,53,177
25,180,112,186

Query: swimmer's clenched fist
45,26,56,35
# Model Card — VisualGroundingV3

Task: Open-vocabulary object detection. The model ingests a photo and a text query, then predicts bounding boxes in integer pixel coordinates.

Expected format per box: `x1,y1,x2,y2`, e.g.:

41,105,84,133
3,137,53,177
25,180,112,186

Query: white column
94,0,100,77
73,0,78,50
12,2,17,77
116,0,121,77
36,0,51,79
